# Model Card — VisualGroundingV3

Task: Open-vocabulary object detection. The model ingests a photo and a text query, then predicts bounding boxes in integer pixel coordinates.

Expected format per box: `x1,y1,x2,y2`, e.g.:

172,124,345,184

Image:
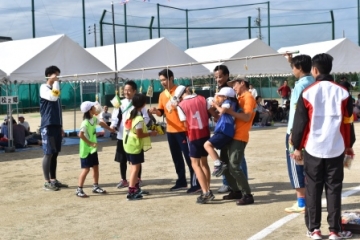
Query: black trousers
304,150,344,233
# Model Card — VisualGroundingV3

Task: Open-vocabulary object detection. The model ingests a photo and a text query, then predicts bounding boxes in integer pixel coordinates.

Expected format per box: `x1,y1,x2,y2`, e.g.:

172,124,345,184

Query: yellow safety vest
123,115,151,154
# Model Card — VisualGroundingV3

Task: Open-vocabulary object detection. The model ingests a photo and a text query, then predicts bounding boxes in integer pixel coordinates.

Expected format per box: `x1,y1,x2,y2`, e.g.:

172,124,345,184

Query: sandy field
0,108,360,240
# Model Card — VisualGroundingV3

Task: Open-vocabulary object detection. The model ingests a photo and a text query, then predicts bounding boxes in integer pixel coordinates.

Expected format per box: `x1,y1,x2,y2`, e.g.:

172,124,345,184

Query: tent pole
111,2,119,91
53,50,298,80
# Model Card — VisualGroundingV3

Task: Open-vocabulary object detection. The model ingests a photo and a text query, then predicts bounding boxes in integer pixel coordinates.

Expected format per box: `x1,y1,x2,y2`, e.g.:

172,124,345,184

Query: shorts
285,134,305,188
114,139,127,163
208,132,233,150
41,125,62,155
189,136,210,158
81,152,99,168
126,150,144,165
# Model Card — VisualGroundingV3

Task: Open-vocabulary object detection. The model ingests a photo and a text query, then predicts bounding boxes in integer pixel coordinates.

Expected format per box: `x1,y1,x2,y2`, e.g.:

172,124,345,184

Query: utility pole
31,0,35,38
255,8,263,40
88,24,97,47
82,0,86,48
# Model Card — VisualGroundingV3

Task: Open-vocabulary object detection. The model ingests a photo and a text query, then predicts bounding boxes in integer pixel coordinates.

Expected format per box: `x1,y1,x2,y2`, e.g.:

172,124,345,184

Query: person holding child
204,87,238,177
123,94,157,200
76,101,115,198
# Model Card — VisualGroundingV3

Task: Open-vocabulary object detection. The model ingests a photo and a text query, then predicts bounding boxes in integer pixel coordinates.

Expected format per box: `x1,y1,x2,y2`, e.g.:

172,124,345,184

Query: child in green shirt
76,101,114,198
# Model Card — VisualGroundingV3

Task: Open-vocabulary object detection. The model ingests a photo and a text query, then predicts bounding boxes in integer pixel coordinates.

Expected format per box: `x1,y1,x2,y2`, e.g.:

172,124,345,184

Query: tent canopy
86,38,210,79
0,34,113,82
0,69,6,79
278,38,360,74
185,38,292,77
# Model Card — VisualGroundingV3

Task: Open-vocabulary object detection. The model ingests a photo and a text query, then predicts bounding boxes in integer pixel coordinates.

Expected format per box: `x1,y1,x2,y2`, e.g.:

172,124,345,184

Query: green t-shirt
79,116,98,158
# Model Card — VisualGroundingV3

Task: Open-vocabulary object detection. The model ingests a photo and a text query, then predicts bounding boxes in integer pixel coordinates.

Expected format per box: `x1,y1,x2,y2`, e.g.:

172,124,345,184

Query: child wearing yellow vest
123,94,157,200
76,101,114,198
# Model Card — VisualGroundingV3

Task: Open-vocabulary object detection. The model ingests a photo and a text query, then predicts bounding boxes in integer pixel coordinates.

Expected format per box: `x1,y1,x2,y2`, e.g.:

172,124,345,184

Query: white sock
214,160,221,166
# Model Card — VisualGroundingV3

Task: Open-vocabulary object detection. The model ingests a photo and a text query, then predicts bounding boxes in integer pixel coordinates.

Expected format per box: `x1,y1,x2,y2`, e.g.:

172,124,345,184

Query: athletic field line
247,185,360,240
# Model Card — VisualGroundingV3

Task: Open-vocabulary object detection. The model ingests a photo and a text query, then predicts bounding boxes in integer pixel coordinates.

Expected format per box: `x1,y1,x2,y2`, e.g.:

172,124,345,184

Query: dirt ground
0,108,360,240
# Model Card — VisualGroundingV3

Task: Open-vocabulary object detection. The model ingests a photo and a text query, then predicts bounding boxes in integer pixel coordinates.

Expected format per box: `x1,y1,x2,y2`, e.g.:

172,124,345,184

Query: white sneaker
217,185,230,193
329,231,352,240
306,229,322,239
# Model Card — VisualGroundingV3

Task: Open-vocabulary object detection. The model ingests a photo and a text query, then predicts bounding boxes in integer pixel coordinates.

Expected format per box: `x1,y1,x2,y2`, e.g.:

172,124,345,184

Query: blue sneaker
212,163,228,177
186,185,201,194
170,184,187,191
127,192,143,201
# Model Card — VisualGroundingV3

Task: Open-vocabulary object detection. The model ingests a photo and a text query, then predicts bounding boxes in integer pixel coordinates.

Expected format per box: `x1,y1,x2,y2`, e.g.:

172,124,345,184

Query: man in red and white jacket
291,53,355,240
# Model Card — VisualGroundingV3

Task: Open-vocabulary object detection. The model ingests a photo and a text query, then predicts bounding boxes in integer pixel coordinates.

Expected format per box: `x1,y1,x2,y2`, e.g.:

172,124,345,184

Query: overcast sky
0,0,359,50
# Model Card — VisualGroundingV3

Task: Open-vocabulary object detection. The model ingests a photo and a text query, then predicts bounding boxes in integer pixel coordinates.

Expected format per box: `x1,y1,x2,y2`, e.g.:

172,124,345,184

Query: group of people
37,53,355,238
0,115,41,150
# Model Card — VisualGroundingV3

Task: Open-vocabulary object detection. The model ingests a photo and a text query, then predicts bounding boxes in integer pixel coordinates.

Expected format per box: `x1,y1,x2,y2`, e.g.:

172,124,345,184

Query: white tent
0,69,6,79
0,34,113,82
185,38,292,77
278,38,360,73
86,38,210,79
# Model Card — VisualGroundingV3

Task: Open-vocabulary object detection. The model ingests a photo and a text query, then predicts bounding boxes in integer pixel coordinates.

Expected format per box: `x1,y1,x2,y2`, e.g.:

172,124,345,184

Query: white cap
215,87,236,98
172,85,186,102
80,101,96,113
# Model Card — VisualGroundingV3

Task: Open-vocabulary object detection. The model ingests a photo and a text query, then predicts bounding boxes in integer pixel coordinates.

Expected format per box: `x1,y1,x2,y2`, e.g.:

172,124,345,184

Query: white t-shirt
19,121,30,131
249,88,258,98
110,98,150,140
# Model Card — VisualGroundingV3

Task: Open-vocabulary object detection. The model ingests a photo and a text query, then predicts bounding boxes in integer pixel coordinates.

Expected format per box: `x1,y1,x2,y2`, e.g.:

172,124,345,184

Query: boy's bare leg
92,165,99,184
204,141,220,161
191,158,209,193
78,168,90,187
200,156,211,189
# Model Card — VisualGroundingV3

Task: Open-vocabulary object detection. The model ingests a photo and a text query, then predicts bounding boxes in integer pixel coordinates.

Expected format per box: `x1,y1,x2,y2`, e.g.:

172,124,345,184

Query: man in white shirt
18,116,30,132
110,80,150,189
249,84,258,99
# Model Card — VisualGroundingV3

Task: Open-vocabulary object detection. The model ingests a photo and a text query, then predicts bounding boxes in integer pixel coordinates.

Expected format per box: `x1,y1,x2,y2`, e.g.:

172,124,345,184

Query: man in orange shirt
149,69,200,193
217,75,256,205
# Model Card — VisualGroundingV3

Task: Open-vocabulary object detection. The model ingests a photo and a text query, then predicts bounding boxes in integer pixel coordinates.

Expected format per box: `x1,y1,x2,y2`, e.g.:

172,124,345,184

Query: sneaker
116,180,129,188
236,194,254,205
217,185,231,193
127,192,143,201
76,188,88,198
306,229,322,240
222,191,243,200
212,163,228,177
170,184,187,191
92,186,107,194
285,202,305,213
136,188,150,195
197,190,214,199
187,185,202,194
196,191,215,204
43,182,59,191
54,180,68,188
340,231,352,239
329,231,353,240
